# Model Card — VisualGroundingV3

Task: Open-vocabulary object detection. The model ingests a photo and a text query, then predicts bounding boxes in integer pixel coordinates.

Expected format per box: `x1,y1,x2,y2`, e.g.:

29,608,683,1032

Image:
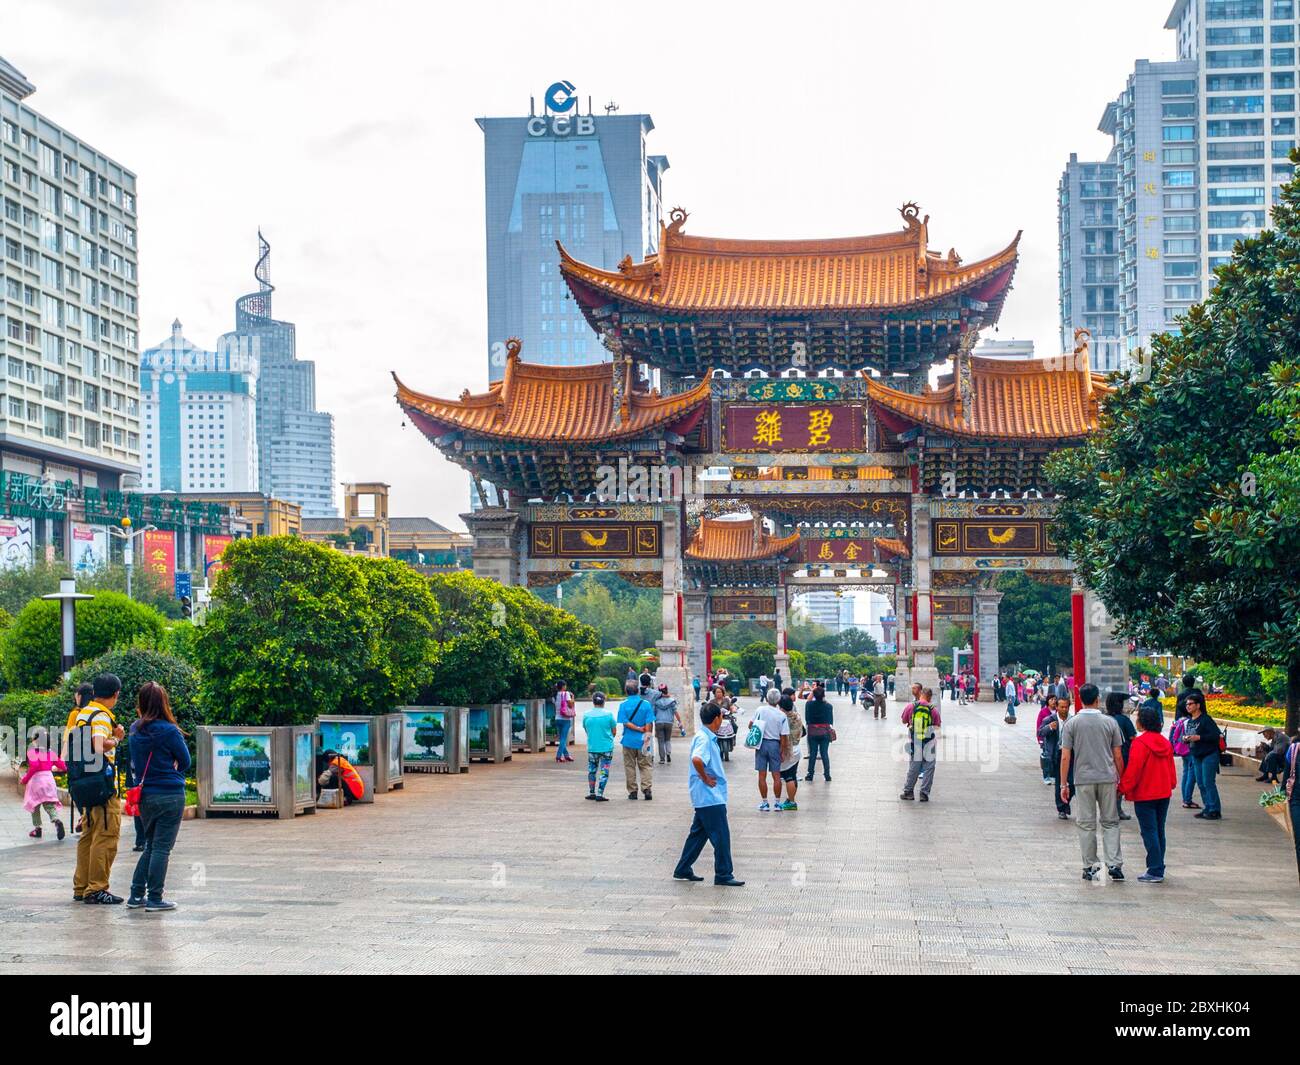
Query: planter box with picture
399,706,469,774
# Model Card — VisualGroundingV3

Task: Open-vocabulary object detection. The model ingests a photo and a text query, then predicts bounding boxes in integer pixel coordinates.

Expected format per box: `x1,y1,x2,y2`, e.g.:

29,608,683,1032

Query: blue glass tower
477,105,669,380
220,233,336,516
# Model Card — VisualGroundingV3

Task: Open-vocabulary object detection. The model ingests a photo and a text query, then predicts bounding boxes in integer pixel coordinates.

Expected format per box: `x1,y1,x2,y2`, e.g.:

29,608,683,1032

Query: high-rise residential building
1061,1,1300,361
1,56,142,514
219,233,336,517
140,319,259,494
1057,153,1126,372
477,94,670,378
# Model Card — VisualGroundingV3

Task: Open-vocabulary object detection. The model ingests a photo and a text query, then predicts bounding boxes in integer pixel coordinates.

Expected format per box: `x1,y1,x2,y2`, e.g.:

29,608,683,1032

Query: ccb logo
544,80,576,113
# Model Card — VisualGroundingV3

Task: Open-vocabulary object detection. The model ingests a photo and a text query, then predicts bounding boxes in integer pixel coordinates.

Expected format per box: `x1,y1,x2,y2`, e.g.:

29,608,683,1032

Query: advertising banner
204,534,233,582
294,731,314,804
319,719,371,765
402,709,446,765
0,518,34,571
141,528,176,587
210,731,274,806
70,523,109,576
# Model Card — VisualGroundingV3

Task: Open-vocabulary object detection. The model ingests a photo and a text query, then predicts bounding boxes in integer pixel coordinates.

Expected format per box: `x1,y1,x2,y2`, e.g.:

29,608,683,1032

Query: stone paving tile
2,691,1298,974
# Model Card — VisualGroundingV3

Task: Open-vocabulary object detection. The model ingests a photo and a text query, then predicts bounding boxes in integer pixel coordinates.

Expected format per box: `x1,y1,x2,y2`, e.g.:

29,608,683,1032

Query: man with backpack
900,687,941,802
68,673,125,905
618,680,655,800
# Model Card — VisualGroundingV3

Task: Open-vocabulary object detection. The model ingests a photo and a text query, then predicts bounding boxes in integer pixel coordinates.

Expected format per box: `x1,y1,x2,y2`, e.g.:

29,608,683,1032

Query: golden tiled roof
558,204,1020,313
757,466,897,481
393,341,712,443
874,537,909,559
685,517,801,562
867,333,1110,441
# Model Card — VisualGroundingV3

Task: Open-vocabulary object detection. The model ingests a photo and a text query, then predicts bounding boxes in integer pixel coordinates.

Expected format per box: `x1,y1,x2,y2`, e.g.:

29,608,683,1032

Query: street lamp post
107,517,157,600
41,576,94,678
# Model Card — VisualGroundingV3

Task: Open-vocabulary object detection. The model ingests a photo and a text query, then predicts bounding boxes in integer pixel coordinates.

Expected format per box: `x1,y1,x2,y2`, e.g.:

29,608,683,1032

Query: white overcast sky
6,0,1173,530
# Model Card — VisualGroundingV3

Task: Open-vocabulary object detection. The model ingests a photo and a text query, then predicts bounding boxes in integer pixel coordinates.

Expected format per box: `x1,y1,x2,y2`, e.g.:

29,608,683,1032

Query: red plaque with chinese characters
721,403,865,453
800,538,873,564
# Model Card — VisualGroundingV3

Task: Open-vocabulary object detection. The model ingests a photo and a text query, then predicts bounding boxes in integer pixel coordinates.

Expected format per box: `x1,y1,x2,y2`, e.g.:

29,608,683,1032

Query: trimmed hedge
3,591,166,692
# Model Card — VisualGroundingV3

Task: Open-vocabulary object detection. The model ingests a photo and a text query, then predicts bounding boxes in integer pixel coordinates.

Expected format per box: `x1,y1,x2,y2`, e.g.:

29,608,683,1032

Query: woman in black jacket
1105,692,1137,821
803,686,834,782
1182,695,1222,820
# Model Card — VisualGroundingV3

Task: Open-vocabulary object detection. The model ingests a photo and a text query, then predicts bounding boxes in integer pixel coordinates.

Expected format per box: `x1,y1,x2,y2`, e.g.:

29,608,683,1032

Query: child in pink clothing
21,726,66,840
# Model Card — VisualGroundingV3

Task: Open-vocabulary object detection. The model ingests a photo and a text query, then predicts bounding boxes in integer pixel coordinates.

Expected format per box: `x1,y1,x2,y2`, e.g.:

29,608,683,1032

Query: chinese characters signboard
142,529,176,587
933,596,973,616
721,403,865,453
799,538,875,564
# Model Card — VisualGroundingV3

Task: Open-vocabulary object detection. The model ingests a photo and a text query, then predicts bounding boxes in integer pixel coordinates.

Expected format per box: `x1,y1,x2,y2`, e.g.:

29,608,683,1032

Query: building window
1163,124,1196,141
1205,0,1263,17
1207,49,1265,67
1207,95,1265,114
1207,26,1264,45
1273,94,1296,112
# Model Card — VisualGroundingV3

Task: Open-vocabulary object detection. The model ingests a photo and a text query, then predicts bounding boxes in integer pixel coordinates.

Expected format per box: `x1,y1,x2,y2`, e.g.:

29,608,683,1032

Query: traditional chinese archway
396,205,1129,724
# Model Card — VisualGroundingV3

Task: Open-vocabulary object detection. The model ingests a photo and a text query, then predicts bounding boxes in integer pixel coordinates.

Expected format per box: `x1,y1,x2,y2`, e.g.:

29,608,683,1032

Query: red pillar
972,630,980,680
705,629,713,676
676,592,684,641
912,593,919,641
1070,589,1086,687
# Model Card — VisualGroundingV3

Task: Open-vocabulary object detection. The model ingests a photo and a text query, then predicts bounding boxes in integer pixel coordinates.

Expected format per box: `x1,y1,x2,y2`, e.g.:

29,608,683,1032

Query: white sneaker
757,801,771,812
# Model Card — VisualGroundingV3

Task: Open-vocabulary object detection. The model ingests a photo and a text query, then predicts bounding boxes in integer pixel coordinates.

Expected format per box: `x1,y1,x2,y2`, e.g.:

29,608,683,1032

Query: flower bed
1159,697,1285,728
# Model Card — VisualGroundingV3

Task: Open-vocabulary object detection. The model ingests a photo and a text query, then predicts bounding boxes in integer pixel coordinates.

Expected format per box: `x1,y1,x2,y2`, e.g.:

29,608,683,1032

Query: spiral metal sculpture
235,229,274,322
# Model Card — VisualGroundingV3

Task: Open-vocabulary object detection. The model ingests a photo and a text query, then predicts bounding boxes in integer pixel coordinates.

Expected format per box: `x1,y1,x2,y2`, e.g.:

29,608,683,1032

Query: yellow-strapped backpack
910,702,935,746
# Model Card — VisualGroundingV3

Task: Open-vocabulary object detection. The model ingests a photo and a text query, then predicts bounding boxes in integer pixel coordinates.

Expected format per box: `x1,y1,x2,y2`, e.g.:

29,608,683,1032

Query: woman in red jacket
1118,704,1178,883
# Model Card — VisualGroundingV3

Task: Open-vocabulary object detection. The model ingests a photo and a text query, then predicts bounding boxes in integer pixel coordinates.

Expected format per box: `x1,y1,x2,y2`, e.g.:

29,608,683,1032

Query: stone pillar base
909,639,940,698
774,652,791,690
656,639,696,734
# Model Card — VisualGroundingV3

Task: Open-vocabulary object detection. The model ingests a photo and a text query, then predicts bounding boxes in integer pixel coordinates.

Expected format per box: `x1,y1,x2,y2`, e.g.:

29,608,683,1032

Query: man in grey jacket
1059,683,1126,882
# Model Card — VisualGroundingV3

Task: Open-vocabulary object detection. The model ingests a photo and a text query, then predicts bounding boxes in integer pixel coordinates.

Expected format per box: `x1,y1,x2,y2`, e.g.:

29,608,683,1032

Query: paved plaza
2,692,1297,975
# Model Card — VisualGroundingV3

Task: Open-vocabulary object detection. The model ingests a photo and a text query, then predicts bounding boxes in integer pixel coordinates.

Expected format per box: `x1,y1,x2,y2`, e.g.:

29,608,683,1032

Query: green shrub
0,689,59,741
3,591,166,692
592,676,624,697
51,646,200,758
196,537,370,726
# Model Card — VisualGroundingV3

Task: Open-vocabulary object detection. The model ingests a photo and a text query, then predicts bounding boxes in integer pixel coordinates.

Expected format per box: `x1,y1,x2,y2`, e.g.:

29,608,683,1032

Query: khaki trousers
74,794,122,895
623,746,653,795
1075,782,1122,871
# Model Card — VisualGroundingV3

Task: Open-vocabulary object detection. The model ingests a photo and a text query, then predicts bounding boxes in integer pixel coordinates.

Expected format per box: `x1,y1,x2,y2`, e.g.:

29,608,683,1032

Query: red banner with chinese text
721,403,864,453
203,534,233,582
141,529,176,588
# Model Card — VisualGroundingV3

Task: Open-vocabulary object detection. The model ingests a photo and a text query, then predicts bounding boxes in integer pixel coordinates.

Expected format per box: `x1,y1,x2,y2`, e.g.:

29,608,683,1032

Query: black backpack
66,709,117,810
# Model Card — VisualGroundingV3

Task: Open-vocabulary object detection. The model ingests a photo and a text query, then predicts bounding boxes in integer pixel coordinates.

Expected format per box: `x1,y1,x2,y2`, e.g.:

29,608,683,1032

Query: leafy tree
993,573,1072,673
836,628,880,657
3,590,166,691
804,650,833,679
1048,157,1300,731
739,641,776,680
195,537,371,726
714,619,775,652
229,736,271,795
0,559,181,620
546,575,661,651
711,649,742,677
345,556,440,714
787,649,807,681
